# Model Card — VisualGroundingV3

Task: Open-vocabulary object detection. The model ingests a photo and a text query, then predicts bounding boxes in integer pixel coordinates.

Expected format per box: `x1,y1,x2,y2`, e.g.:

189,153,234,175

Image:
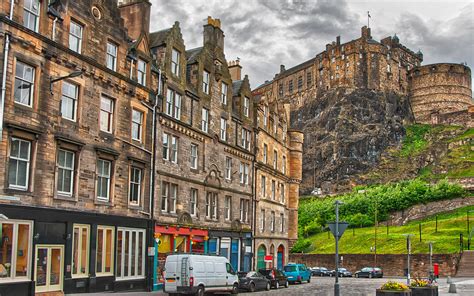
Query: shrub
380,281,410,291
290,239,312,253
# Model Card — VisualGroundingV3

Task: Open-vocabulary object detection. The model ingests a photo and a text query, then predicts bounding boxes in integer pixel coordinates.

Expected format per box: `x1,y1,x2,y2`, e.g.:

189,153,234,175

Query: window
162,133,169,160
221,82,228,104
96,226,114,276
271,211,275,232
273,150,278,170
271,180,276,200
8,138,31,190
165,89,181,120
0,220,32,280
260,209,265,232
297,76,303,90
206,192,217,219
239,162,249,185
174,93,181,120
96,159,112,201
190,144,198,169
241,128,251,150
224,195,231,220
106,42,117,71
260,175,266,198
225,157,232,180
220,118,227,141
202,70,210,94
282,155,286,174
263,106,268,127
240,199,249,223
263,144,268,164
100,96,114,133
280,213,285,232
131,109,144,142
69,20,83,53
117,228,146,280
288,80,293,93
278,84,283,96
137,59,147,86
307,71,312,87
171,136,178,164
273,120,277,136
171,48,180,77
190,189,198,216
24,0,41,31
129,166,142,206
201,108,209,132
61,81,78,121
243,97,250,117
57,149,75,196
14,61,35,107
280,184,285,203
72,224,90,277
161,182,177,213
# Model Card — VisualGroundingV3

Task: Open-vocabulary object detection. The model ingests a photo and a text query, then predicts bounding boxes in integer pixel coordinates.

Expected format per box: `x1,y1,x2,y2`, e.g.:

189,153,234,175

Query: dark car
238,271,271,292
258,268,289,289
329,267,352,277
355,267,384,278
311,266,330,277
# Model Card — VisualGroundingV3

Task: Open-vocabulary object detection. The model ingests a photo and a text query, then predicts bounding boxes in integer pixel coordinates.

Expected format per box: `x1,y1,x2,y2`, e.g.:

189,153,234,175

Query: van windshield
284,266,297,272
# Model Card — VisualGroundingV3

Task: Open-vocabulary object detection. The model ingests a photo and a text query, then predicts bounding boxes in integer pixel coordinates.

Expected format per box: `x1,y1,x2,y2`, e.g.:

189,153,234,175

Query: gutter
0,34,10,141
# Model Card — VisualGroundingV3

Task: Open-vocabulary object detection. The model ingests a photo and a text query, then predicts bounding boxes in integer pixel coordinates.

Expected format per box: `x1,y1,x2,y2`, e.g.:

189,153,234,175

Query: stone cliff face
291,88,413,195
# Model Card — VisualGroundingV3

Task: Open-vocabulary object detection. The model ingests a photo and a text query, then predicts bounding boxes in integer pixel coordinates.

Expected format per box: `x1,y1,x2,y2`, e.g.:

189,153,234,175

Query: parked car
164,254,239,296
283,263,311,284
311,266,330,277
329,267,353,277
238,271,271,292
259,268,289,289
355,267,384,278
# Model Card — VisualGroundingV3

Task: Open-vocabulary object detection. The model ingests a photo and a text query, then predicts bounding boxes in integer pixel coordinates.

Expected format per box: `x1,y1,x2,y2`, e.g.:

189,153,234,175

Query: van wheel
275,281,279,289
249,282,256,292
266,282,271,291
284,281,289,288
231,283,239,295
195,285,205,296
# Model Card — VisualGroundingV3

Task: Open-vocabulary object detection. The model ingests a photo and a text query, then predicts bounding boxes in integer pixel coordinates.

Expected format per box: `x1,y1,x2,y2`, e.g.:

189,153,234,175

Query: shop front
153,225,208,291
208,230,252,272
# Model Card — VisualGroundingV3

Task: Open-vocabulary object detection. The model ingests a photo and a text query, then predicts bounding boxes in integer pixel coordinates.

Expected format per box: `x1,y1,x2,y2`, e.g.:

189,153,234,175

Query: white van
164,254,239,296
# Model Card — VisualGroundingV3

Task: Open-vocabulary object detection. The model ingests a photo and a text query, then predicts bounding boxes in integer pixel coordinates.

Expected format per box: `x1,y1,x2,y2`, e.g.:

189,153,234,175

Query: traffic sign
328,222,349,239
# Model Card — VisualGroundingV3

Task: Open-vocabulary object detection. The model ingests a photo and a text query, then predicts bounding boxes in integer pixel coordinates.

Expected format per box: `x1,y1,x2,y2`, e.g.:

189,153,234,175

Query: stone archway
257,244,267,270
277,244,285,270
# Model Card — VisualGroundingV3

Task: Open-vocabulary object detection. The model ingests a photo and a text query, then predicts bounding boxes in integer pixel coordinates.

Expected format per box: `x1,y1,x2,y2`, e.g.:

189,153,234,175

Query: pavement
68,277,474,296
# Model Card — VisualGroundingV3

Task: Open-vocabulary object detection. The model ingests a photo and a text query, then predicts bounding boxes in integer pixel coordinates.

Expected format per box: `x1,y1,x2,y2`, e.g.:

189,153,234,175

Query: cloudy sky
149,0,474,88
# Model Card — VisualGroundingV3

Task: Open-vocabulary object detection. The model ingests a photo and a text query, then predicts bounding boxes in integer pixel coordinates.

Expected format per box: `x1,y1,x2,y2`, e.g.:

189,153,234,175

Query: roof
232,80,243,97
186,47,203,63
149,28,172,48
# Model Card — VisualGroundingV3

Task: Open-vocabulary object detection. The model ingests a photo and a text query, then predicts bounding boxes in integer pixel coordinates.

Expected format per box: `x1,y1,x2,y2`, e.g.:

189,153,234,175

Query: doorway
34,245,64,293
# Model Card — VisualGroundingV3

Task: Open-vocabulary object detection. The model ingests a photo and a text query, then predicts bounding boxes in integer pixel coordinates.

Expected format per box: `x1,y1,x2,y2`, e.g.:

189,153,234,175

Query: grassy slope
307,205,474,254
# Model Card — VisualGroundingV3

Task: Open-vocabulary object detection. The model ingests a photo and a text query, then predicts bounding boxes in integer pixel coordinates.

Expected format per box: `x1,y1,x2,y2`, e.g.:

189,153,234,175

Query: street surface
69,277,474,296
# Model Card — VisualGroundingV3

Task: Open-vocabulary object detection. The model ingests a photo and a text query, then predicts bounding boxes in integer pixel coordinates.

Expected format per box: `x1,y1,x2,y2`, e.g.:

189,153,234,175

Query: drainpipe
52,17,58,41
0,34,11,141
9,0,14,19
252,128,258,270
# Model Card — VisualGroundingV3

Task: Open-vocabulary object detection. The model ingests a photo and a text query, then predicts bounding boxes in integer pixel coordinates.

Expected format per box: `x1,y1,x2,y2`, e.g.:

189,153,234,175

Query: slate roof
186,47,203,63
232,80,243,97
149,28,172,48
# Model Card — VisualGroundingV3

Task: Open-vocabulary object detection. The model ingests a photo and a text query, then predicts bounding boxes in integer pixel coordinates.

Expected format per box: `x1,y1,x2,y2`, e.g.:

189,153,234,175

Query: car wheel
231,283,239,295
275,281,279,289
249,282,256,292
369,273,373,279
266,282,271,291
195,285,205,296
285,281,289,288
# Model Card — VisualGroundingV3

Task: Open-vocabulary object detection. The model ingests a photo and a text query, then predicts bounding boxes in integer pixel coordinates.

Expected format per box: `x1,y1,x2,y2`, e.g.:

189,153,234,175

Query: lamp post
50,70,84,94
403,234,414,285
327,200,348,296
428,241,434,280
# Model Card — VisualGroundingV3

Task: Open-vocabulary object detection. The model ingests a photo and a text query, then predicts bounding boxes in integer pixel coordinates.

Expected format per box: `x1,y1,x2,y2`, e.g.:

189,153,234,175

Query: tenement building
0,0,157,294
252,87,303,270
149,18,255,288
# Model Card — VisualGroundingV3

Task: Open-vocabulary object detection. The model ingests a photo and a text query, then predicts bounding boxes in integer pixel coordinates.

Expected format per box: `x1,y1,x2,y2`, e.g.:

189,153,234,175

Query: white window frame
69,20,83,53
131,109,144,142
221,82,228,104
190,188,198,217
170,136,178,164
96,225,115,276
201,108,209,133
263,106,268,127
71,224,90,278
224,195,231,221
14,61,35,107
137,59,147,86
116,227,146,280
162,133,169,160
57,149,75,196
100,96,114,133
243,97,250,117
96,159,112,201
61,81,79,121
261,175,266,198
23,0,41,32
240,199,249,223
174,93,181,120
8,137,31,190
0,220,33,281
244,164,249,185
273,150,278,170
271,211,275,232
106,42,118,71
271,180,276,200
225,157,232,180
280,214,285,232
190,144,198,169
171,48,180,77
263,144,268,164
202,70,210,94
161,182,169,212
129,166,142,206
220,118,227,141
206,192,217,219
165,89,173,117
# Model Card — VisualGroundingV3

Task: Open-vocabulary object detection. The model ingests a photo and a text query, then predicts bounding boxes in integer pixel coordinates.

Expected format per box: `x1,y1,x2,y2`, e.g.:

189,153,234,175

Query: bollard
447,276,452,284
448,283,457,293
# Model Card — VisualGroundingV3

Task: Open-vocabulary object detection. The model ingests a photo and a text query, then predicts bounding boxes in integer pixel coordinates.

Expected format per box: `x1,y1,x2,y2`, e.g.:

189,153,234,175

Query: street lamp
403,234,414,285
50,70,84,94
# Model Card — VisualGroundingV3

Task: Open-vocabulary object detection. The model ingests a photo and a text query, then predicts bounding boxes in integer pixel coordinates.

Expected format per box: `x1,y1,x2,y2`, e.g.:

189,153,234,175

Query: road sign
328,222,349,239
264,255,273,262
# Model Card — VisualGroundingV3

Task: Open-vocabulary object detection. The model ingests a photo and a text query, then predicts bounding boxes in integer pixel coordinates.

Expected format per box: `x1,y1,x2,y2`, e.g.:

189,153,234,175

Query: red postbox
433,263,439,277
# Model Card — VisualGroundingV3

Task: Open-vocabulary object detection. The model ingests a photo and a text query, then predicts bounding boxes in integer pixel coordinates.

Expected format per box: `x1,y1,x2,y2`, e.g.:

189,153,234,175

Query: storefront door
34,245,64,293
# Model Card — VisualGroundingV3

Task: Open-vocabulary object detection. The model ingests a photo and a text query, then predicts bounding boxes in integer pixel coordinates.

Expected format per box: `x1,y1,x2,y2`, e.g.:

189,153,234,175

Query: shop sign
264,255,273,262
148,247,155,256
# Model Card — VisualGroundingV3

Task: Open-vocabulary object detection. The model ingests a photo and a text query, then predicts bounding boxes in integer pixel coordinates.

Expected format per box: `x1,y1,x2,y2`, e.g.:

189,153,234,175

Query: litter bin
433,263,439,278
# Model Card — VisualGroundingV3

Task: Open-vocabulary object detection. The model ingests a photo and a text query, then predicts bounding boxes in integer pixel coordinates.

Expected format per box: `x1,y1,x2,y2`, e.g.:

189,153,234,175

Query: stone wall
389,196,474,226
289,253,460,276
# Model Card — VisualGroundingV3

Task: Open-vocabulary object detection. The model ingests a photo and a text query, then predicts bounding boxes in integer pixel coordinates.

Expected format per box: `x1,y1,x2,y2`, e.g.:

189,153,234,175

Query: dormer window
106,42,118,71
24,0,40,32
243,97,250,117
171,48,180,77
137,59,147,86
203,70,210,94
69,20,83,53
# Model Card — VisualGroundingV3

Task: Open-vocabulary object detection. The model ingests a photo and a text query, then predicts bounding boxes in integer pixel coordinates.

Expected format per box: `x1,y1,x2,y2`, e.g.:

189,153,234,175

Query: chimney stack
118,0,151,41
228,59,242,81
361,26,371,40
204,16,224,51
280,64,286,73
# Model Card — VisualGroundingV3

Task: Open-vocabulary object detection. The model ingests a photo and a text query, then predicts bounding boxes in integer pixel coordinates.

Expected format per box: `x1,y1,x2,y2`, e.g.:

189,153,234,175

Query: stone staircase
456,250,474,277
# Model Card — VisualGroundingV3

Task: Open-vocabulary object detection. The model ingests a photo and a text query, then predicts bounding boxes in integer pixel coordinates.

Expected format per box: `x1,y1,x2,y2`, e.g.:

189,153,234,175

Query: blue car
283,263,311,284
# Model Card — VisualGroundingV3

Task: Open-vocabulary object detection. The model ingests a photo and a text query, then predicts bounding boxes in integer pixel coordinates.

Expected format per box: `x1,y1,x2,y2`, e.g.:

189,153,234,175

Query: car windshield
375,268,382,271
259,269,271,276
247,271,261,278
284,266,297,272
339,268,347,271
321,267,327,271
